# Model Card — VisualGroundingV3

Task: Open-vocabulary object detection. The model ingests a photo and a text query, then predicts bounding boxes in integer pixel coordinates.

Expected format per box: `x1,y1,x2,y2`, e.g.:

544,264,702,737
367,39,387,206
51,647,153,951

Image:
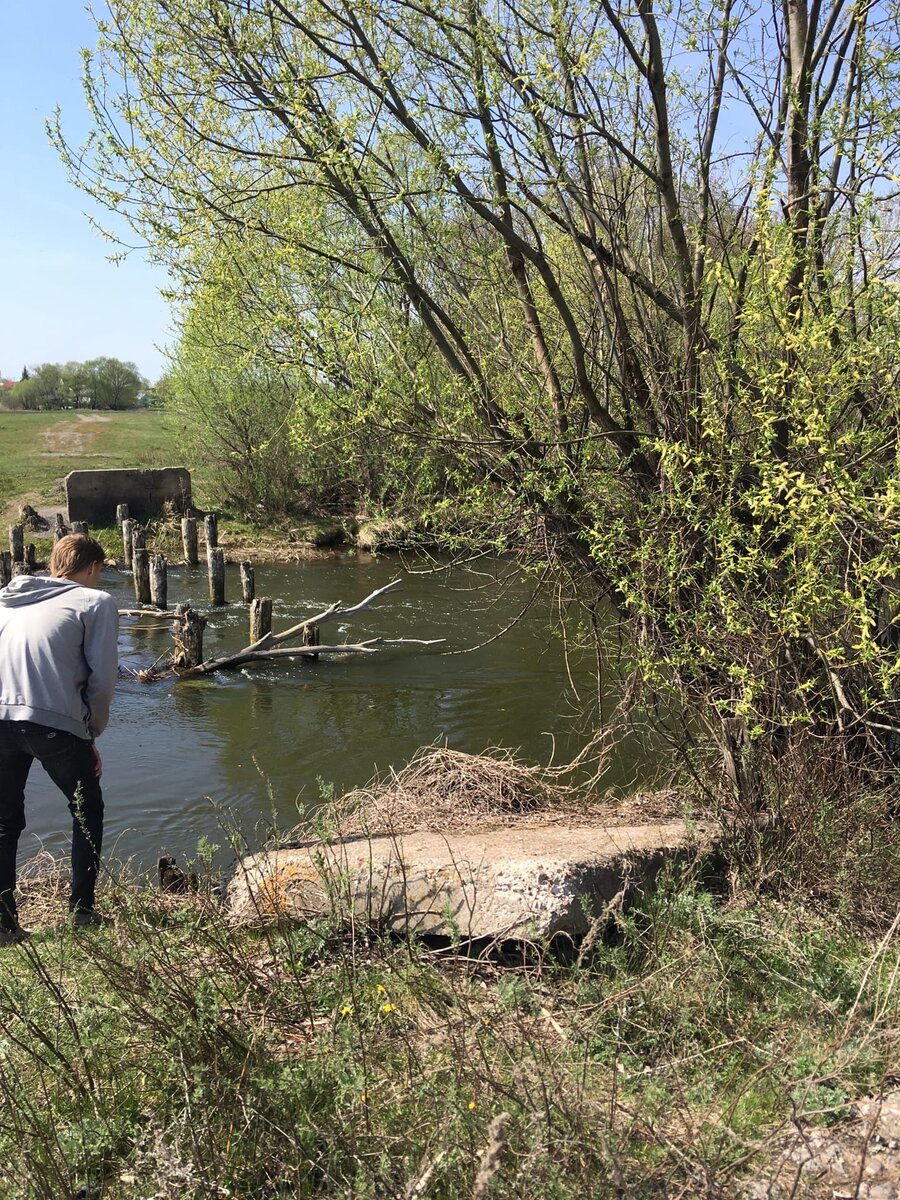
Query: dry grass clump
355,516,413,552
329,745,618,836
15,850,72,931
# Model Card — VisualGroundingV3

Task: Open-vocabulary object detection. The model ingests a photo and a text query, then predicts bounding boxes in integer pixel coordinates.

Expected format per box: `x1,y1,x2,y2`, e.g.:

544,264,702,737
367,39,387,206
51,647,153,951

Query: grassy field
0,406,353,561
0,408,187,523
0,849,895,1200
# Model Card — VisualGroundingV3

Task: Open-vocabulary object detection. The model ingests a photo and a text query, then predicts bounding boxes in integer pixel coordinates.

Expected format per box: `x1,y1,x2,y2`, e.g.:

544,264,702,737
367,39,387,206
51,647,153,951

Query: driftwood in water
150,553,168,610
133,548,152,604
208,547,225,605
9,525,24,563
0,552,10,588
119,608,180,619
240,561,255,603
249,596,272,643
173,579,442,678
181,517,198,566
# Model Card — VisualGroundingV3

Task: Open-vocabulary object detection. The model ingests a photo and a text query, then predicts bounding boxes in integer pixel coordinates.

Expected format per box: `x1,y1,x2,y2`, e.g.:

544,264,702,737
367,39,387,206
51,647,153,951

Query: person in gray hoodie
0,533,119,941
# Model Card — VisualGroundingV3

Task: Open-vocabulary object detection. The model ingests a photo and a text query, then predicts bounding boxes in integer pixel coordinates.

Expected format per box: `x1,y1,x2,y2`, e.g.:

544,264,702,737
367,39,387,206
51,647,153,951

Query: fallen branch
248,578,404,654
119,608,180,619
212,637,445,671
158,579,440,679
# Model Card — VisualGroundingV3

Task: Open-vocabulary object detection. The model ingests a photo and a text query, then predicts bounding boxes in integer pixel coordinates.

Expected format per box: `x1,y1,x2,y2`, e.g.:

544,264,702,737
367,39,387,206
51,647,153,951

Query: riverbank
1,843,896,1200
0,407,449,562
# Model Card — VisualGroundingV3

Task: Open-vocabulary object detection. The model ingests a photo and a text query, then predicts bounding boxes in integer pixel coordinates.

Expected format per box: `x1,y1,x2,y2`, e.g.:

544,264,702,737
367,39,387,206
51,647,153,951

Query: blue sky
0,3,171,384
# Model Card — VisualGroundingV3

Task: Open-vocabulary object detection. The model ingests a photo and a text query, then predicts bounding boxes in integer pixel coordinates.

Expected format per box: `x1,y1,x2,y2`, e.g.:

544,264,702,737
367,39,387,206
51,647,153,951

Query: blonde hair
49,534,106,579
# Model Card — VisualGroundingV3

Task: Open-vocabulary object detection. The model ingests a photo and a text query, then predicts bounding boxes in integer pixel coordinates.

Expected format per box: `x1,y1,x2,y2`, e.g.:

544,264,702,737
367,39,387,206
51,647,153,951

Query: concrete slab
226,820,718,939
66,467,192,523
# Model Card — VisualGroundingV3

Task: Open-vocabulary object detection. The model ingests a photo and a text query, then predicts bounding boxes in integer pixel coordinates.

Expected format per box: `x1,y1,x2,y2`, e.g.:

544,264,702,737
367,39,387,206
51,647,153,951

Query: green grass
0,857,894,1200
0,409,193,520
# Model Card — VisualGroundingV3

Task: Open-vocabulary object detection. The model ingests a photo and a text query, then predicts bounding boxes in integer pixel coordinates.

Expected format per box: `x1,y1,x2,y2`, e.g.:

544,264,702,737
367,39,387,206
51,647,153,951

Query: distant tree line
2,359,148,411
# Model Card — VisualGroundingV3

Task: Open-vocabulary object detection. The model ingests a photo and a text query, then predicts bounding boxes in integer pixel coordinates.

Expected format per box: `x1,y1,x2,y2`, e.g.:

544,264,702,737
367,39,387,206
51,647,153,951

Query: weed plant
0,846,894,1199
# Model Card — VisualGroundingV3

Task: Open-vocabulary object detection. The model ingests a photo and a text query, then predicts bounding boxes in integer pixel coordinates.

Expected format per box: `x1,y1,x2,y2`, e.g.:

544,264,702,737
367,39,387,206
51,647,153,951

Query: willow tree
57,0,900,806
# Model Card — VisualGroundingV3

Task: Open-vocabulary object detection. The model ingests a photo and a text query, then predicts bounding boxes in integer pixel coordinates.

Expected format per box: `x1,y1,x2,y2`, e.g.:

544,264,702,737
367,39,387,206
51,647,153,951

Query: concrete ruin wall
66,468,192,523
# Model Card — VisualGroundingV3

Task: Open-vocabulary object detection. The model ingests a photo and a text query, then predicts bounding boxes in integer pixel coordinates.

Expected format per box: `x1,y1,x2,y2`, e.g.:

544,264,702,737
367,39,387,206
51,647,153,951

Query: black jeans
0,721,104,927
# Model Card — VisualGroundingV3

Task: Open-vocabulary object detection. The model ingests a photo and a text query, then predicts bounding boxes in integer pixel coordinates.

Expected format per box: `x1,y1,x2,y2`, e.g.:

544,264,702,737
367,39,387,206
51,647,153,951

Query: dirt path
39,411,111,457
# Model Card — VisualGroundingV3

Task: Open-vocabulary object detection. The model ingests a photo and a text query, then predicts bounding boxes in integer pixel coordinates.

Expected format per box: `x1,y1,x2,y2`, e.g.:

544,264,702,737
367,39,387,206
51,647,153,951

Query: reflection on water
17,554,647,870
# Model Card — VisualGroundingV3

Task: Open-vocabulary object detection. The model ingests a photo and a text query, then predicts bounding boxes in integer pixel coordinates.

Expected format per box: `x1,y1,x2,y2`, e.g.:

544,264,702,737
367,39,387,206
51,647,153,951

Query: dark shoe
71,909,110,929
0,925,31,946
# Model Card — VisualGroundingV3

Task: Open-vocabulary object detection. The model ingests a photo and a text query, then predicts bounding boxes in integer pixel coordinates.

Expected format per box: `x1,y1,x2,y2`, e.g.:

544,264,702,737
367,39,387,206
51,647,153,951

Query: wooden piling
239,560,255,603
71,521,88,536
132,525,146,552
116,503,129,528
204,513,218,549
9,525,24,563
0,551,11,588
249,597,272,644
150,553,168,610
172,606,207,670
181,516,198,566
208,547,225,605
133,548,152,604
302,622,321,662
24,544,36,572
54,513,67,542
122,519,135,569
12,562,30,577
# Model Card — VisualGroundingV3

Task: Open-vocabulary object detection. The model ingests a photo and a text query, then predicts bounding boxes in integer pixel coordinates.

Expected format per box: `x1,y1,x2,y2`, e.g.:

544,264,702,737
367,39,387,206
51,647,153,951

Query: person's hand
92,745,103,779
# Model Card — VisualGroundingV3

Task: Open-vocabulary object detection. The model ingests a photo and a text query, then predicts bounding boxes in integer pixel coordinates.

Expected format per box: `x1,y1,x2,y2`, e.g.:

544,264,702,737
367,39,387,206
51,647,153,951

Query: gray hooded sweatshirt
0,575,119,739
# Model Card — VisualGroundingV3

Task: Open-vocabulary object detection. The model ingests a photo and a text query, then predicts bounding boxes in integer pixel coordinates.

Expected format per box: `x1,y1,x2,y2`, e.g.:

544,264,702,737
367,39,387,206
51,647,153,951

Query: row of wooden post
2,503,278,668
115,504,272,665
53,513,88,541
2,532,36,586
115,507,240,606
4,514,90,585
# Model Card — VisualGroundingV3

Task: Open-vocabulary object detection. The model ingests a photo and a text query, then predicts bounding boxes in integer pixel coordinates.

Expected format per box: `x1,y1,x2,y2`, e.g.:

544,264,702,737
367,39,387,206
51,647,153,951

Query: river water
18,554,649,872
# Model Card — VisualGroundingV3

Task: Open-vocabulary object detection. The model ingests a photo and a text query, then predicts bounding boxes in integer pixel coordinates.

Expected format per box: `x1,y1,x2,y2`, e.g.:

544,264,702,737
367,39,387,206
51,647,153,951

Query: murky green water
19,554,652,871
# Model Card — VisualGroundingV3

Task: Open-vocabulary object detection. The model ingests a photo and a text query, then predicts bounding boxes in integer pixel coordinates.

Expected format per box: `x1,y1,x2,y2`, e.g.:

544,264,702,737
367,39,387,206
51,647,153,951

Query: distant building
0,380,15,391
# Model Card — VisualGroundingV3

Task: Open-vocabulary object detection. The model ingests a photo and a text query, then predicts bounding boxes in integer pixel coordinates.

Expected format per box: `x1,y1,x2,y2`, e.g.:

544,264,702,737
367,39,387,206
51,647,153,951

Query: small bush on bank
0,852,894,1199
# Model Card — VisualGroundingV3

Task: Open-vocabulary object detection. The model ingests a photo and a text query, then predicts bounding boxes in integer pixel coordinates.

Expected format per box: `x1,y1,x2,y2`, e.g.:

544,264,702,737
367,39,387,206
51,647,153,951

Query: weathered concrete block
66,468,192,523
226,821,718,940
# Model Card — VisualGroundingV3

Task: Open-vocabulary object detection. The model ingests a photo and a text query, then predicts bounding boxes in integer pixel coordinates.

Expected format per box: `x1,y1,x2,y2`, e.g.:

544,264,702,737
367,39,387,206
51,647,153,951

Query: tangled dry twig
322,745,686,837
